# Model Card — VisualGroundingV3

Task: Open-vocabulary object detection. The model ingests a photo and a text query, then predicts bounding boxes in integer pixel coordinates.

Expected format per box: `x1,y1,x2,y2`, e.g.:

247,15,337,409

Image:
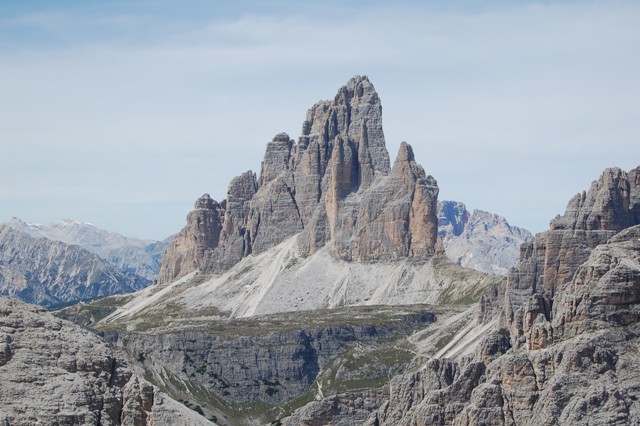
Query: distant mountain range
0,225,150,308
4,218,172,281
438,201,532,275
0,218,173,308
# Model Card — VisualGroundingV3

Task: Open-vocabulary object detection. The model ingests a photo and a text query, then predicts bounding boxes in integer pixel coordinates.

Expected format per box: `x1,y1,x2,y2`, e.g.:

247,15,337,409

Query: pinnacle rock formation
0,225,150,308
159,76,439,283
437,201,532,275
157,194,224,282
0,297,213,425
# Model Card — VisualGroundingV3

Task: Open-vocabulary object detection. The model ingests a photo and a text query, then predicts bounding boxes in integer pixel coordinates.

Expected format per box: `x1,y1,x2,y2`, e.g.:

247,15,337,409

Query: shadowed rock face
158,76,439,283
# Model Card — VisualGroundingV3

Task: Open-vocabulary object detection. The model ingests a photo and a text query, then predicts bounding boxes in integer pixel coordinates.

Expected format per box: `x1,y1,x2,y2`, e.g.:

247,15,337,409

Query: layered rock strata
158,76,439,283
0,297,213,425
362,224,640,426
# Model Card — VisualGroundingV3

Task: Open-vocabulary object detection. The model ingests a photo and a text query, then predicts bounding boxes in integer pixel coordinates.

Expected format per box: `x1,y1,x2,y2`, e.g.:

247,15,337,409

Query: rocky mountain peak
551,166,638,231
158,77,439,283
259,133,294,188
504,164,640,349
157,194,224,283
193,193,216,209
298,75,390,182
394,141,415,163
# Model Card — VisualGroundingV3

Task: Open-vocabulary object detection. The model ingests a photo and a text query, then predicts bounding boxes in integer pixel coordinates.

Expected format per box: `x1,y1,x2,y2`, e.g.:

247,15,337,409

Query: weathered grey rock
552,225,640,341
332,142,438,261
281,166,640,426
438,201,532,275
504,166,640,349
117,320,428,406
4,217,171,281
159,76,439,282
0,297,213,425
259,132,294,188
0,225,150,308
202,171,258,274
281,387,389,426
157,194,224,283
96,306,435,424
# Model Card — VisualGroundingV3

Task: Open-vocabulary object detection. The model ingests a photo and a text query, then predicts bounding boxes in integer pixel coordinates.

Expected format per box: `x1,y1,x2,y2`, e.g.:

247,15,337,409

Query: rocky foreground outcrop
0,225,150,308
438,201,532,275
158,76,439,283
281,165,640,425
0,297,213,425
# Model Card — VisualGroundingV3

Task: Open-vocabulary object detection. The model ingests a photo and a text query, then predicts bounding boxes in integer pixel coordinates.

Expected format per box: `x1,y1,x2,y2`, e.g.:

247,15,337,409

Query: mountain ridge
0,225,151,308
43,75,640,425
4,217,172,281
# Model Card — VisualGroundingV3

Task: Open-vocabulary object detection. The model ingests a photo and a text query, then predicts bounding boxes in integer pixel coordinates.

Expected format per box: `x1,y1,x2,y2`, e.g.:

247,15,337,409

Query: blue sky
1,0,639,240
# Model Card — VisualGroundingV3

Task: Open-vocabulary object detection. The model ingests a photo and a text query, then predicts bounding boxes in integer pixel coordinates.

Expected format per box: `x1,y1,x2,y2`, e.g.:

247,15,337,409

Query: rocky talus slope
158,75,439,284
281,165,640,425
438,201,532,275
0,297,213,425
0,225,150,308
5,217,171,281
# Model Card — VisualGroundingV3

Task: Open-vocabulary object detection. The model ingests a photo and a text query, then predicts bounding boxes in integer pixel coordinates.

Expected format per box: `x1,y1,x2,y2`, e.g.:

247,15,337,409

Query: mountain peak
158,77,439,283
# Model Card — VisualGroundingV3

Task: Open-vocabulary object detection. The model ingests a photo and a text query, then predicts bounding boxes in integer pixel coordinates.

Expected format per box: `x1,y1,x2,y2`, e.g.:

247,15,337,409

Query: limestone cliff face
505,166,640,349
364,224,640,426
157,194,223,283
159,76,439,282
0,297,213,425
552,225,640,341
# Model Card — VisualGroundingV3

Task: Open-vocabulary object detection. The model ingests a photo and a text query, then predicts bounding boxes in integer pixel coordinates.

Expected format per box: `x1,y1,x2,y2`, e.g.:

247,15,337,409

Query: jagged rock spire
158,76,439,283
